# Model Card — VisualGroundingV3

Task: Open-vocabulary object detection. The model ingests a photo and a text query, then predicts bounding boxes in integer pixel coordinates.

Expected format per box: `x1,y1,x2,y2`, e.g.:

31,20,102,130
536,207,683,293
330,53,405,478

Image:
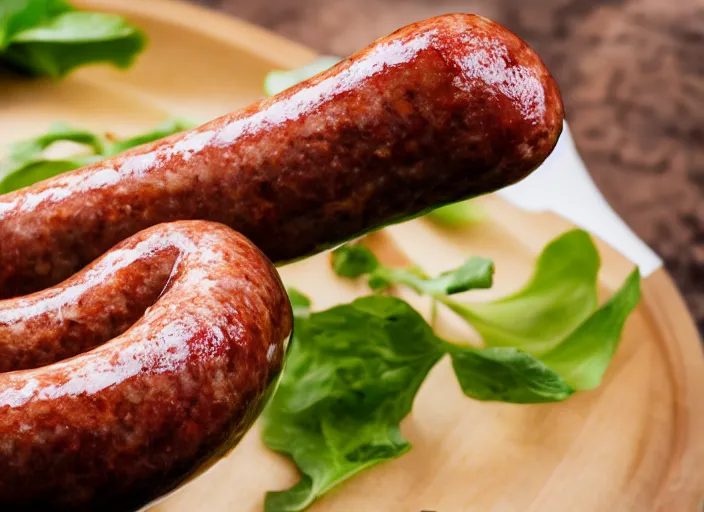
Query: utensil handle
498,123,662,277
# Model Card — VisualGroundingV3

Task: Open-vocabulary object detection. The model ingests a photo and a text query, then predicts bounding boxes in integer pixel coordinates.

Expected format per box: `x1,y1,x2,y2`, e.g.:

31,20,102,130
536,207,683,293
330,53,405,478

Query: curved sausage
0,221,292,511
0,13,564,299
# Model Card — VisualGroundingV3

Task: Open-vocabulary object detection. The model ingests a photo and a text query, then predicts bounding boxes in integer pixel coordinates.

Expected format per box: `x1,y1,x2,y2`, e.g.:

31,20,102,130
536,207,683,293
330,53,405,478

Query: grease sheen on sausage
0,221,292,511
0,13,564,299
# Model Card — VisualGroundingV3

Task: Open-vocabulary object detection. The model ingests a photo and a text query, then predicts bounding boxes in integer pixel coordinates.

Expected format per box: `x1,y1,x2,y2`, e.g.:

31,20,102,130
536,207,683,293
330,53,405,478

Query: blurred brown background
195,0,704,329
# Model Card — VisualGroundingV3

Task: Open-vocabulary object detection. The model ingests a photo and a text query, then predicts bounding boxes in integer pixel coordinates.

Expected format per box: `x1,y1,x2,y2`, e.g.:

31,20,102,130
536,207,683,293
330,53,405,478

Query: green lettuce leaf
539,269,640,390
445,230,601,355
0,118,191,194
0,1,145,78
331,244,493,296
263,56,341,96
286,287,312,319
9,121,104,161
378,257,494,296
263,287,578,511
105,118,195,155
447,345,573,403
265,231,640,510
0,0,69,48
0,156,96,194
330,230,641,393
262,294,444,511
329,244,379,278
425,200,485,227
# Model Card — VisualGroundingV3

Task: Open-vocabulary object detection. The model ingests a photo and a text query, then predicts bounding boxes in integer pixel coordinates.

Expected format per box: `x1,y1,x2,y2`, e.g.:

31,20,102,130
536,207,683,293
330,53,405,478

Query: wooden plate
1,1,703,510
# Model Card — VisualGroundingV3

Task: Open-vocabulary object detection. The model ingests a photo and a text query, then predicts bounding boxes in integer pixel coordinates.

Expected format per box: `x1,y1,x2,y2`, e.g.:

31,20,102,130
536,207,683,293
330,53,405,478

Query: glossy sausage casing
0,221,292,511
0,13,564,299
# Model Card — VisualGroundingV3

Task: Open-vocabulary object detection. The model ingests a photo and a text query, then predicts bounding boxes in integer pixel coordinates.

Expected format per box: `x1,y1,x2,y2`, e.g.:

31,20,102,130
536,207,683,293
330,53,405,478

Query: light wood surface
1,1,702,510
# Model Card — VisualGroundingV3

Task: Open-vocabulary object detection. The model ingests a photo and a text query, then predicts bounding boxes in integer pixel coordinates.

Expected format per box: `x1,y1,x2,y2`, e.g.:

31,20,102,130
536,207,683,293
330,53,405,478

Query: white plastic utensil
498,123,662,277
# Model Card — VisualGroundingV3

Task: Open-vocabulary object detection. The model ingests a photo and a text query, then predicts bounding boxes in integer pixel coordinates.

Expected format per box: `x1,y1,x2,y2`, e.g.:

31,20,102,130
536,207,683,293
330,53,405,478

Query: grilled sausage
0,13,564,299
0,13,564,510
0,221,292,511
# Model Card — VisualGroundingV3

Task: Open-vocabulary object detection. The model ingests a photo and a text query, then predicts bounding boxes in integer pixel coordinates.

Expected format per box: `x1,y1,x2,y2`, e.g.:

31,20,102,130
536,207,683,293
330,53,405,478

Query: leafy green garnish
426,200,486,227
0,118,195,194
0,0,68,47
285,287,312,319
436,236,642,391
374,257,494,296
0,156,92,194
446,345,572,403
265,293,576,512
326,233,641,407
263,294,443,511
0,0,145,78
332,230,641,394
264,233,637,511
8,121,104,160
539,269,641,390
329,243,379,278
105,118,193,155
331,244,494,296
263,56,341,96
444,230,601,354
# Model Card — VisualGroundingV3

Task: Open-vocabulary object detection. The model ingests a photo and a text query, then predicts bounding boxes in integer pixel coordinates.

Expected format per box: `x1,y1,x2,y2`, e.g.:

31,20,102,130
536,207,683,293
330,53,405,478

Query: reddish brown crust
0,13,564,299
0,221,292,511
0,249,177,372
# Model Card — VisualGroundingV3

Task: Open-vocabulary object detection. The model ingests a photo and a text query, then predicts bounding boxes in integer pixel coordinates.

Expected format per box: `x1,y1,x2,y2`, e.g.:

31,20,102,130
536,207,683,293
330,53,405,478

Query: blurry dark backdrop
195,0,704,330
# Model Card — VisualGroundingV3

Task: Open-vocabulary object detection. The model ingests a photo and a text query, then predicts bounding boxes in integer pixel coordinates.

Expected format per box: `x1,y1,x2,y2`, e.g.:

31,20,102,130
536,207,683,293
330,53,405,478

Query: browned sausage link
0,246,176,372
0,221,292,511
0,14,564,299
